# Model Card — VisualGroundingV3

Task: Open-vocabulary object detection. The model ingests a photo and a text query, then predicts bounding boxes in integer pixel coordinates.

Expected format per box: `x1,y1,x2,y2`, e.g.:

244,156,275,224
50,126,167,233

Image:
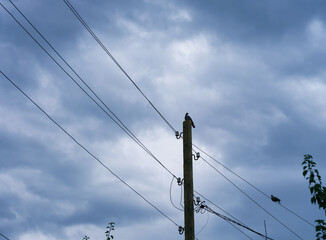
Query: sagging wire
195,211,210,237
170,176,184,211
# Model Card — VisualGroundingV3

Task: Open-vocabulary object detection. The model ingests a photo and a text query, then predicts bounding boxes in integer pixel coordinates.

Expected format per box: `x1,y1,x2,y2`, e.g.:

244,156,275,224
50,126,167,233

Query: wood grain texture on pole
183,120,194,240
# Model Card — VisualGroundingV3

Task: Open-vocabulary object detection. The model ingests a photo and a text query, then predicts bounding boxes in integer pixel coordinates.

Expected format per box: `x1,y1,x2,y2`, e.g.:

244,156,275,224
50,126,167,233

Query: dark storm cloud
1,0,326,239
180,0,326,41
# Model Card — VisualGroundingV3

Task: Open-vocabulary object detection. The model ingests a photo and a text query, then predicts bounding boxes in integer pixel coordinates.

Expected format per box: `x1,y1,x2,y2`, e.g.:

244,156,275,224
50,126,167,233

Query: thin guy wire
169,176,183,211
0,233,10,240
193,143,315,227
0,2,177,180
62,0,177,134
201,156,304,240
0,70,180,228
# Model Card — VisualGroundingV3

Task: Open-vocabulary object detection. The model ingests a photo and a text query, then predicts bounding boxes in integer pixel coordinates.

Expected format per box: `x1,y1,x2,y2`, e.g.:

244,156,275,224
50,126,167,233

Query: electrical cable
61,0,177,134
193,143,269,198
0,70,181,230
192,191,259,240
3,1,311,236
195,211,209,237
169,176,184,211
60,0,313,229
192,143,315,227
279,203,315,227
0,233,10,240
224,221,255,240
205,205,273,240
193,190,245,226
180,184,184,209
41,0,314,229
0,1,177,180
200,155,304,240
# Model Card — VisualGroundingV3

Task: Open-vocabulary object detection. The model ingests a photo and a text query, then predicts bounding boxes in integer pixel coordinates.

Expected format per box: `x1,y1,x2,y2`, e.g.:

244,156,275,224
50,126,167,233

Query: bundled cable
202,204,273,240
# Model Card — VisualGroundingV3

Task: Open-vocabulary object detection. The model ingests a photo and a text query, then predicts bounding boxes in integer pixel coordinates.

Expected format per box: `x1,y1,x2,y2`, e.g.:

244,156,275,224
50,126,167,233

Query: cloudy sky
1,0,326,239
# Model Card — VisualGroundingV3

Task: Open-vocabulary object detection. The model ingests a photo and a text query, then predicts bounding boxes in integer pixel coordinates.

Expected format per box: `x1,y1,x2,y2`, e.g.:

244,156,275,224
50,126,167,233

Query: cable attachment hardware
193,152,200,160
194,197,201,206
177,177,184,186
194,197,207,213
178,226,185,235
175,131,183,139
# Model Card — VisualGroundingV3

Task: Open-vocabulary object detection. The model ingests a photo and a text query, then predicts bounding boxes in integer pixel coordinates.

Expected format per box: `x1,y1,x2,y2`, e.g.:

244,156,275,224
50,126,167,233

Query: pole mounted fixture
175,131,183,139
193,152,200,160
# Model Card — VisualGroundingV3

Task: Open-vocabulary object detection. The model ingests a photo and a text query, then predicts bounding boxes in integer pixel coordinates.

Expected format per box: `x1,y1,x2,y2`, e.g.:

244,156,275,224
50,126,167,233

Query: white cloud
169,9,192,22
64,224,103,240
307,18,326,49
0,170,44,202
280,77,326,128
168,35,211,68
19,231,56,240
32,69,62,116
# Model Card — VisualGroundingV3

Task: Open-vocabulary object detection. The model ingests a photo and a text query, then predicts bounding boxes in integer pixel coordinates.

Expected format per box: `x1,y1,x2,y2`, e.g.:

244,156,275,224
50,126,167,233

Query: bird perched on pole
185,113,195,128
271,195,281,203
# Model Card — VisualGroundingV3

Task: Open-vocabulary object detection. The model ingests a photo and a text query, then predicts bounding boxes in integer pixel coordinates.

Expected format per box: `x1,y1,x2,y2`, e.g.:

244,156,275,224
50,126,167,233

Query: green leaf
303,170,308,177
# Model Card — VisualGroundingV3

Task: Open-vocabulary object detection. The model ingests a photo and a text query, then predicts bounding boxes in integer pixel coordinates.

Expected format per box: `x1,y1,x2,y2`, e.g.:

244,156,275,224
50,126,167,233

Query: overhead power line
193,192,255,240
0,70,181,231
192,143,315,227
194,190,245,226
55,0,313,230
62,0,177,134
3,1,312,237
0,233,10,240
199,154,304,240
204,205,273,240
1,1,177,180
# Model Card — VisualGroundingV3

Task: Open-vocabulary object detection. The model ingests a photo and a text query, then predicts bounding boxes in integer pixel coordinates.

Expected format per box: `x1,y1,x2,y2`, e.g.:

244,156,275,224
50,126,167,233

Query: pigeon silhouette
185,113,195,128
271,195,281,203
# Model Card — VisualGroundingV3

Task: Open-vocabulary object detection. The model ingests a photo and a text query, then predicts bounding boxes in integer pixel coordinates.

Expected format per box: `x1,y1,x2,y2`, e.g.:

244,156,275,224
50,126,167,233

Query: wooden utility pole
183,120,195,240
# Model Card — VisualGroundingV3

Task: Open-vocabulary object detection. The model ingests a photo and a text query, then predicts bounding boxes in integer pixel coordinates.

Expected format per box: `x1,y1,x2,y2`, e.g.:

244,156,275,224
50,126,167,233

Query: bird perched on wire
271,195,281,203
185,113,195,128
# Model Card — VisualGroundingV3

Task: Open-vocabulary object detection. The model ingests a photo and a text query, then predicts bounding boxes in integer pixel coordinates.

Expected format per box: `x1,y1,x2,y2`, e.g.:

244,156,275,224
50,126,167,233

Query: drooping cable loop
170,176,184,212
